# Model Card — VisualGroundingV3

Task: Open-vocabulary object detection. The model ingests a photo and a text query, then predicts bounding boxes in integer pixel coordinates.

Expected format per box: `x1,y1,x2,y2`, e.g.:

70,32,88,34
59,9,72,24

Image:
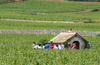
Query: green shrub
91,9,99,12
63,40,70,48
39,38,48,44
83,20,94,23
96,33,100,36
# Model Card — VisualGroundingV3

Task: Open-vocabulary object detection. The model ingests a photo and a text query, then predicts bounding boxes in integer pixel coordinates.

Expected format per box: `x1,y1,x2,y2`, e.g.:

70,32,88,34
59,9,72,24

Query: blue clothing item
44,44,50,50
36,42,38,45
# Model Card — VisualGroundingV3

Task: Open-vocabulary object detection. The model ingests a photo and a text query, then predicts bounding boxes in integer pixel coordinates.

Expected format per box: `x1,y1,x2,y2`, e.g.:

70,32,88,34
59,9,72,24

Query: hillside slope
0,0,100,22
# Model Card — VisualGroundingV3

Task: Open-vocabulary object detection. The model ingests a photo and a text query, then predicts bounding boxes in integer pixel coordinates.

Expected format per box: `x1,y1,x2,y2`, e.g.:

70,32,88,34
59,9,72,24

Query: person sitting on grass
44,42,50,50
68,43,72,49
88,42,91,49
58,42,64,49
42,43,45,49
38,43,42,49
55,44,59,50
72,43,77,49
49,41,54,49
32,41,36,49
34,42,39,50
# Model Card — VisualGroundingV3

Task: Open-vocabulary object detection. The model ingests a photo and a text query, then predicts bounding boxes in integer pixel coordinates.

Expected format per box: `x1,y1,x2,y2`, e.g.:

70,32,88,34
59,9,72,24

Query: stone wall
0,30,100,36
14,0,22,1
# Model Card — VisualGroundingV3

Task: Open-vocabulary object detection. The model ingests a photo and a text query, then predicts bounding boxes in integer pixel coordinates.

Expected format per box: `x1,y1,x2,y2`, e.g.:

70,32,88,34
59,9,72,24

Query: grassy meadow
0,11,100,22
0,0,10,2
0,0,100,13
0,20,100,31
0,0,100,22
0,34,100,65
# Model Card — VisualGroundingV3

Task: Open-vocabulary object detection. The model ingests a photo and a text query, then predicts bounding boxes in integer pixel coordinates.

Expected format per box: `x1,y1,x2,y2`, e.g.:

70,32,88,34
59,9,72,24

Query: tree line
68,0,100,2
0,0,100,3
0,0,23,3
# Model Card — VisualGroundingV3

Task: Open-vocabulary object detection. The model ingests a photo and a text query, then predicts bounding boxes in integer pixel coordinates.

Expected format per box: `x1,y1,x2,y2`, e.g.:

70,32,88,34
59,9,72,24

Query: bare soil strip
1,19,74,23
48,9,100,14
0,30,100,36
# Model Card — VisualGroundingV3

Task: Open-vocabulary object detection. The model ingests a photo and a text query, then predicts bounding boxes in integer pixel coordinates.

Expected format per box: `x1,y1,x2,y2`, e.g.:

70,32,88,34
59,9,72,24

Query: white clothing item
38,46,41,49
34,45,39,49
58,44,64,49
68,30,73,32
32,44,35,49
55,47,59,50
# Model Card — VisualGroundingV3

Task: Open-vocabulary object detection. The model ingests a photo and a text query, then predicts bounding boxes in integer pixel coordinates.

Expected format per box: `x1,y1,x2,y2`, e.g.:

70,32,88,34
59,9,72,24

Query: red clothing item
73,45,77,49
68,46,72,49
49,44,54,49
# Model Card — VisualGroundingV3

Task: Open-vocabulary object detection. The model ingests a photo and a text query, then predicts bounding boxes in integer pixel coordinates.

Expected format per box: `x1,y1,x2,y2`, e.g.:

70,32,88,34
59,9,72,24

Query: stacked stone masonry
0,30,100,36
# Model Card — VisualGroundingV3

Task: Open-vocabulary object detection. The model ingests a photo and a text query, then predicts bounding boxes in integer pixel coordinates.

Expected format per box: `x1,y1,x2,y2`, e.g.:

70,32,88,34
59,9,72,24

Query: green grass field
0,0,100,22
0,34,100,65
0,0,10,2
0,0,100,13
0,0,100,64
0,20,100,31
0,11,100,22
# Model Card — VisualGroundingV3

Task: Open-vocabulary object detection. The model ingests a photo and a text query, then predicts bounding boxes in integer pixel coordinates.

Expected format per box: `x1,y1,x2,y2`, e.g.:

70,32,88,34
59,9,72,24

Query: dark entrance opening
73,41,80,49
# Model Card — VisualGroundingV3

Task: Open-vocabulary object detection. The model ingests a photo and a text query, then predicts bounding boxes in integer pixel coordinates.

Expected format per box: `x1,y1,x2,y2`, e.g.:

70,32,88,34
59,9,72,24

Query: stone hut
49,32,89,49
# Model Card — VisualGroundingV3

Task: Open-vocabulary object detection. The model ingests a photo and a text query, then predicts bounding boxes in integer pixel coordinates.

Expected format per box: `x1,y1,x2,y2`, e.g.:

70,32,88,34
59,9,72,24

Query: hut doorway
73,41,80,49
